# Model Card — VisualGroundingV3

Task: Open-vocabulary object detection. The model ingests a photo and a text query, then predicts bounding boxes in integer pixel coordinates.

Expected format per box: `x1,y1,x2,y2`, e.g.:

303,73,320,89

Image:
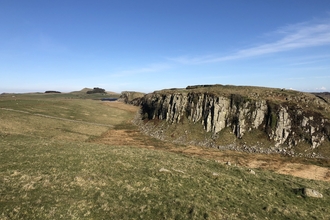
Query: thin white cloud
316,86,327,91
170,20,330,64
110,63,170,77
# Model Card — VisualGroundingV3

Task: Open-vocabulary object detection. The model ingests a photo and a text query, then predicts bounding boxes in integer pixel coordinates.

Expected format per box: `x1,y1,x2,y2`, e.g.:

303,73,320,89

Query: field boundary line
0,107,114,127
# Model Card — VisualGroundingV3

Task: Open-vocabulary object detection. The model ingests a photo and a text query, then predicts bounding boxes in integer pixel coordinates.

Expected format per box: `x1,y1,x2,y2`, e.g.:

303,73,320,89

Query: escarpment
137,85,330,158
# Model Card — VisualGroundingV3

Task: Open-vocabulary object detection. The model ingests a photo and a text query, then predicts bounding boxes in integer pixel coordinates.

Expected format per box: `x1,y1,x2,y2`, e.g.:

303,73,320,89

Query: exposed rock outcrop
119,91,145,105
302,188,323,198
137,85,330,157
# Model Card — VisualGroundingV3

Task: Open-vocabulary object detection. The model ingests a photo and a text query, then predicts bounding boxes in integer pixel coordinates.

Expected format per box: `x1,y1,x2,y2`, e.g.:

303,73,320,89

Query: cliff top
153,84,330,118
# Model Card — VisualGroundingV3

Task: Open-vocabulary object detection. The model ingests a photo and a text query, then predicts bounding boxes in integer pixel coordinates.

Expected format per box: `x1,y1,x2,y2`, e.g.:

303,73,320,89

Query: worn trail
97,128,330,182
94,101,330,182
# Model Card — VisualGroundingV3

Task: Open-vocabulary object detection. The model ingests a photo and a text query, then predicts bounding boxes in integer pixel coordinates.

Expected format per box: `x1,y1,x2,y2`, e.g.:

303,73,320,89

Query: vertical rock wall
141,92,329,148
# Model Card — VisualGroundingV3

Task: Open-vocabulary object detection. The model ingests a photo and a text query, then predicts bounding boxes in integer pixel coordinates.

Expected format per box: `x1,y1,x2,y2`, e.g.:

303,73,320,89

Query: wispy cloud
315,86,327,91
170,20,330,64
110,63,170,77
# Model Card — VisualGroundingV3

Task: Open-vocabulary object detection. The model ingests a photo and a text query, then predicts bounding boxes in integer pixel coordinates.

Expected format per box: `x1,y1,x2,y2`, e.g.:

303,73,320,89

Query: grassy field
1,93,330,219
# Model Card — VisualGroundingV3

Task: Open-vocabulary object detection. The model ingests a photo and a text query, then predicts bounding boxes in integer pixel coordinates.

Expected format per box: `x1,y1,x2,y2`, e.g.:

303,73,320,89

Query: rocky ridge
119,91,145,105
135,85,330,158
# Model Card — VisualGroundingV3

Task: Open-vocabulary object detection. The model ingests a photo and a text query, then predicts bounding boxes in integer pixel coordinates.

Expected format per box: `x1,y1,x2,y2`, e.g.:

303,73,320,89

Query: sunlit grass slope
1,93,330,219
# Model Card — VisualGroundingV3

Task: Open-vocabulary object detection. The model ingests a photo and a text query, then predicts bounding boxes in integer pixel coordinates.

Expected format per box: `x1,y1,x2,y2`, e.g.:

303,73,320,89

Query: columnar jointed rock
140,90,330,149
270,107,291,146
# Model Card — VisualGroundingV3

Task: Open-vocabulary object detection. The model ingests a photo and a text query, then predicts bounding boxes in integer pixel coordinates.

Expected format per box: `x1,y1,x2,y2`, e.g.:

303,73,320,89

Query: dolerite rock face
270,106,291,146
139,86,330,153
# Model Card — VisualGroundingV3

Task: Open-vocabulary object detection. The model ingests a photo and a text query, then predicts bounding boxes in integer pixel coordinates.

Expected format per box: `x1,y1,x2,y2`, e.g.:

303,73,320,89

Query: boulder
302,188,323,198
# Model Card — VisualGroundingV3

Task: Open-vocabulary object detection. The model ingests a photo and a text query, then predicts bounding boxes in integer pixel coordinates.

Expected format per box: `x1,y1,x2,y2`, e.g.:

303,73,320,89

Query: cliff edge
135,85,330,158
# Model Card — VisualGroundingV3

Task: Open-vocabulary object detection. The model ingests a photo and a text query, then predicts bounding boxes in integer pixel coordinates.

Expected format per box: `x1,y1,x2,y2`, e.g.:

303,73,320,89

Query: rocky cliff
137,85,330,158
119,91,145,105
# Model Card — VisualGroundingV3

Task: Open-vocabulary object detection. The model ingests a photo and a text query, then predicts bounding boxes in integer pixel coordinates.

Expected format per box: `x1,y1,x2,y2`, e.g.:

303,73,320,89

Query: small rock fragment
159,168,171,172
303,188,323,198
172,168,185,173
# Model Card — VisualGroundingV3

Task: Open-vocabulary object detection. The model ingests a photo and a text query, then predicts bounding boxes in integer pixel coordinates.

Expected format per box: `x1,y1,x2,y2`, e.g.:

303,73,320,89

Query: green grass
1,93,330,219
0,94,131,126
1,135,330,219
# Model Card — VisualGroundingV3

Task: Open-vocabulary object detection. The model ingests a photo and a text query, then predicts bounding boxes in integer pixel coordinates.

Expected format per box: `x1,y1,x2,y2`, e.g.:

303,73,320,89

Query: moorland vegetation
0,89,330,219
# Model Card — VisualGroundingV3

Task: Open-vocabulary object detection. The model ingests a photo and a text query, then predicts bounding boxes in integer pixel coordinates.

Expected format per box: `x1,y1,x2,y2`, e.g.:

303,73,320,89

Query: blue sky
1,0,330,93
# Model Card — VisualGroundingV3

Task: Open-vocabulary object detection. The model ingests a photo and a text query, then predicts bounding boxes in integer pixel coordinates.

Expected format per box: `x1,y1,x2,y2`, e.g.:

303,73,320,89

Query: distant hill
70,88,93,94
70,88,120,95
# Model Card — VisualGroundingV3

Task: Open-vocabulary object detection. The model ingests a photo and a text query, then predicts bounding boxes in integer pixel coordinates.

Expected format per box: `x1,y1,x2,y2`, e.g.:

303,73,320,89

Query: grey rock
303,188,323,198
138,89,330,157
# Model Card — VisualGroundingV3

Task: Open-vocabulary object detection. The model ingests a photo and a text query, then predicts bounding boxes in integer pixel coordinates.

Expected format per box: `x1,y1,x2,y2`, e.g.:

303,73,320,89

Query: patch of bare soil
94,129,330,182
275,163,330,182
245,158,330,182
178,146,330,182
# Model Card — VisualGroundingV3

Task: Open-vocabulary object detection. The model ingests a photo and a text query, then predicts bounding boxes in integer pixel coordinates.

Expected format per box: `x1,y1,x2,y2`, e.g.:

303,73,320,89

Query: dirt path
93,109,330,182
272,163,330,182
174,145,330,182
93,127,330,182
